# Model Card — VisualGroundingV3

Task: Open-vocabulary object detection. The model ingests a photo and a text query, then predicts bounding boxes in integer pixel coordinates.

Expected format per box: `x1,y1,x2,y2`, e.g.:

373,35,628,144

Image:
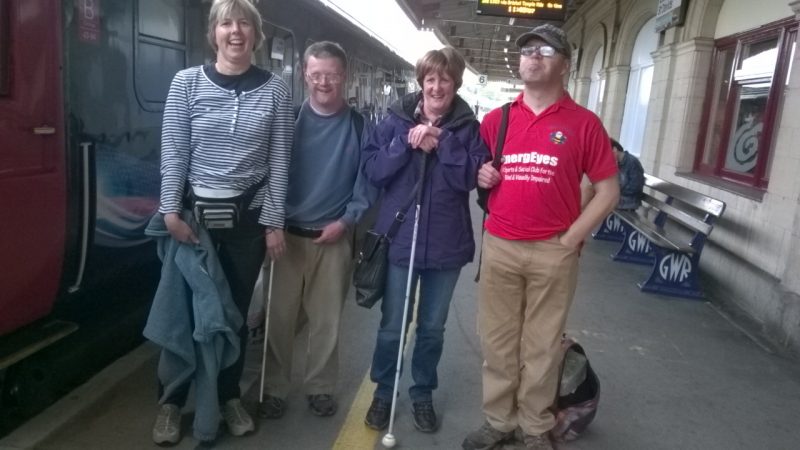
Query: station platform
2,214,799,450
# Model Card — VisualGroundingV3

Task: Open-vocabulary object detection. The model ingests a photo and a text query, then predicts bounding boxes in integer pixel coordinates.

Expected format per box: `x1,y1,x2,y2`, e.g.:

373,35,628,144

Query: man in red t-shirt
463,24,619,450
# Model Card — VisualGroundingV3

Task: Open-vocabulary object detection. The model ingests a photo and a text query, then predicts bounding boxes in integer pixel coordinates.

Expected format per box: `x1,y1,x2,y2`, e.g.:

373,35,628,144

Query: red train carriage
0,0,411,434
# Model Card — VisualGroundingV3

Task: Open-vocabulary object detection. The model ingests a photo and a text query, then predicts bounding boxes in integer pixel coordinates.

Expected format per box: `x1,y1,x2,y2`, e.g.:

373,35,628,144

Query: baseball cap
515,24,571,58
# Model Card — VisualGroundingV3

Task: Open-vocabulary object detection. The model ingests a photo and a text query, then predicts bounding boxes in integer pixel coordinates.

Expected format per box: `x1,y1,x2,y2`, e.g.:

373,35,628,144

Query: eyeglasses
520,45,557,58
306,72,344,84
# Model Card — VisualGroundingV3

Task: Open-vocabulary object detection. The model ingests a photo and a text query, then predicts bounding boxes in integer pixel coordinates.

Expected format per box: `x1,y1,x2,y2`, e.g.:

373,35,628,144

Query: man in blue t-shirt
259,41,375,419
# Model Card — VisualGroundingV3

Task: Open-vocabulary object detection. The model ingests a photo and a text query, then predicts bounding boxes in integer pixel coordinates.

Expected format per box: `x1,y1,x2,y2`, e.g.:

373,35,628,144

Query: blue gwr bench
593,174,726,299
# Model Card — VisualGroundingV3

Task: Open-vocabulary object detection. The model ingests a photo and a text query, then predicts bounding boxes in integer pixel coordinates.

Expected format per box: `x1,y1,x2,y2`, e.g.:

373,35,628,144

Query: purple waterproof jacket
363,92,490,270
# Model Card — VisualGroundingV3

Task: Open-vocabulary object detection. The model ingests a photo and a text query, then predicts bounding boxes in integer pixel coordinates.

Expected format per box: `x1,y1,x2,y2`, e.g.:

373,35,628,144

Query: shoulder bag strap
385,153,429,240
475,102,511,282
492,102,511,169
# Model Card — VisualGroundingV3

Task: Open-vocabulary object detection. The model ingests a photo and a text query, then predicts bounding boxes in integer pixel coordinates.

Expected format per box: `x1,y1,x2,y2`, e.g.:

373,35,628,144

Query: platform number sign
478,74,488,86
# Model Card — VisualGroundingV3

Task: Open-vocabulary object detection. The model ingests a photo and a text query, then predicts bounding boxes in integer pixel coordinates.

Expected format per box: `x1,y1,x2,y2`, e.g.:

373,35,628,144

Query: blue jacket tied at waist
143,211,242,441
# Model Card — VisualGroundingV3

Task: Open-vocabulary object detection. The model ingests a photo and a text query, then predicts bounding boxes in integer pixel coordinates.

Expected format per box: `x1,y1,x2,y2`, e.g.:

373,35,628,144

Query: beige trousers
263,232,353,397
478,232,579,435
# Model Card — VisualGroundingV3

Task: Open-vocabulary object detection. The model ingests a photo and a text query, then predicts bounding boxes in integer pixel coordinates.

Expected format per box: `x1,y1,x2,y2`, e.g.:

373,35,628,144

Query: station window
135,0,187,111
0,0,9,96
694,18,797,189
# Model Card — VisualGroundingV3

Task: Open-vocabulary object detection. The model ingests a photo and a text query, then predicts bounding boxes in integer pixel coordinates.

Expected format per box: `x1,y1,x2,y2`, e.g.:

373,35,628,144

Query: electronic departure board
476,0,566,21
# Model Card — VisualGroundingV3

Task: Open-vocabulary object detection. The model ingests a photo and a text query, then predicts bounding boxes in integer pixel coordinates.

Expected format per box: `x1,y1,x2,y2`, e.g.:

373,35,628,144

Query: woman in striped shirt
152,0,293,446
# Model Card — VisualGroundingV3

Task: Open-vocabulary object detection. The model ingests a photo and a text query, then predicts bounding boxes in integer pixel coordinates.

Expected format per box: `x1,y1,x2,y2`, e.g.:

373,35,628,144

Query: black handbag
353,229,392,308
353,156,427,308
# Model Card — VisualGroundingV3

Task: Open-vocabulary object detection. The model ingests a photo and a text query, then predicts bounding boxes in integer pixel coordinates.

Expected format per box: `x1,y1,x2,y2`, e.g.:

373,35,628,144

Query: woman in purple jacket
362,47,489,433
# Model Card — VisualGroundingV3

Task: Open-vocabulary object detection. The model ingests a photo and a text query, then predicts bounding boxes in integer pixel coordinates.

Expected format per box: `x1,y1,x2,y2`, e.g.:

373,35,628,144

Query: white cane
259,260,275,404
383,154,427,448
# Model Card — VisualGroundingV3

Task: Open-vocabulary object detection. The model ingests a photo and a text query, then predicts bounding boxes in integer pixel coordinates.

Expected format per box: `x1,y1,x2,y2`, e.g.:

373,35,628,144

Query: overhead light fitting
505,34,510,42
504,57,508,62
504,47,508,53
509,18,515,26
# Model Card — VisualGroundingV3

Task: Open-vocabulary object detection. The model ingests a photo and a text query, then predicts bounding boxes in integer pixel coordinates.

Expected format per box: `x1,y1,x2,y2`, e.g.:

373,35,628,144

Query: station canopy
396,0,585,83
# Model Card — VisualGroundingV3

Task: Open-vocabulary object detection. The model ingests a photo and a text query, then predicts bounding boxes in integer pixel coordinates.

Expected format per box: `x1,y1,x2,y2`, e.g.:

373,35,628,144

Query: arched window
587,46,604,114
619,17,657,157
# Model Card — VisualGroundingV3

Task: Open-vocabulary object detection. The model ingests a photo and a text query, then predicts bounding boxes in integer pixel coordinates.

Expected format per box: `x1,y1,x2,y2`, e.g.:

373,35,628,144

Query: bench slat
615,210,693,253
641,193,714,236
644,174,726,217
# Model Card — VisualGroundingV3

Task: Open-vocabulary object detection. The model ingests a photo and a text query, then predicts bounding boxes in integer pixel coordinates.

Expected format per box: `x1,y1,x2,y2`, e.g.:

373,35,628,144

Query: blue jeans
370,263,461,403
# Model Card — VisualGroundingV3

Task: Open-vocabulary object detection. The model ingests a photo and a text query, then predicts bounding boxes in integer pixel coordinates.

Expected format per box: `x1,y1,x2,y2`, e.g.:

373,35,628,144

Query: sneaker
222,398,255,436
257,394,287,419
411,401,438,432
152,403,181,446
522,433,553,450
462,421,514,450
364,397,392,430
308,394,337,416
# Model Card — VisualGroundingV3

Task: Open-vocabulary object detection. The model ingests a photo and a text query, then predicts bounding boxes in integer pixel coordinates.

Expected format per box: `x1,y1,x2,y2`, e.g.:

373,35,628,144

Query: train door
0,1,66,334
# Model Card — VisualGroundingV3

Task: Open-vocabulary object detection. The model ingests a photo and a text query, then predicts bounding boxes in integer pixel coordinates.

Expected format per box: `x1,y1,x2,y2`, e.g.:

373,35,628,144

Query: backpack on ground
551,336,600,441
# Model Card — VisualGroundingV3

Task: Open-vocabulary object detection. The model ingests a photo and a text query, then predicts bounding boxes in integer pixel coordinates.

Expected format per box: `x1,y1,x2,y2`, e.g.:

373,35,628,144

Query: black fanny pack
186,184,260,230
193,196,241,229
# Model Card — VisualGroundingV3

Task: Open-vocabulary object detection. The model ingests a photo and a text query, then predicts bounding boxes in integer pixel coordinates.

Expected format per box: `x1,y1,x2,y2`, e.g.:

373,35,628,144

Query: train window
134,0,187,111
136,44,185,103
275,36,295,94
257,22,295,100
0,0,9,96
139,0,184,43
294,57,304,104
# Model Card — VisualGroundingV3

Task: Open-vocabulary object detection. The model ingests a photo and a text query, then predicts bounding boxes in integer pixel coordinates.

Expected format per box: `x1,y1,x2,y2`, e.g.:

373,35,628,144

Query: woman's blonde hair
207,0,265,52
415,47,466,89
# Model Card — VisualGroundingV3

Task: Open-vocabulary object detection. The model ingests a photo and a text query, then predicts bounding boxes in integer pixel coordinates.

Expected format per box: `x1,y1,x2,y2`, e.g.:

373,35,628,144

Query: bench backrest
642,174,726,238
644,174,726,218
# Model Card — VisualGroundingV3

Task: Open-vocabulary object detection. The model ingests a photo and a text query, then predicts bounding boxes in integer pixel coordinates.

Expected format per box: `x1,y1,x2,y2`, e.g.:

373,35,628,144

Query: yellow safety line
331,372,380,450
332,285,421,449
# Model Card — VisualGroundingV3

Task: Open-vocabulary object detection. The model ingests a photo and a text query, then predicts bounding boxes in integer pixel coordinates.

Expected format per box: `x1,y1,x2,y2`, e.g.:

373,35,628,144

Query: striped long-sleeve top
158,65,294,228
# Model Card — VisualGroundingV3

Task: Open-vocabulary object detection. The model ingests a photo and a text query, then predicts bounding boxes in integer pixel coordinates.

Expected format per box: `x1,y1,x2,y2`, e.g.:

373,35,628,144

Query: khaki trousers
478,232,579,435
264,232,353,397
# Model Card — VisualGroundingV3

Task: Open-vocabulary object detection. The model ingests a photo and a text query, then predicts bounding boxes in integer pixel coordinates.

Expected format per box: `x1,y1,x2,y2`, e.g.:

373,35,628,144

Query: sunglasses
520,45,558,57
